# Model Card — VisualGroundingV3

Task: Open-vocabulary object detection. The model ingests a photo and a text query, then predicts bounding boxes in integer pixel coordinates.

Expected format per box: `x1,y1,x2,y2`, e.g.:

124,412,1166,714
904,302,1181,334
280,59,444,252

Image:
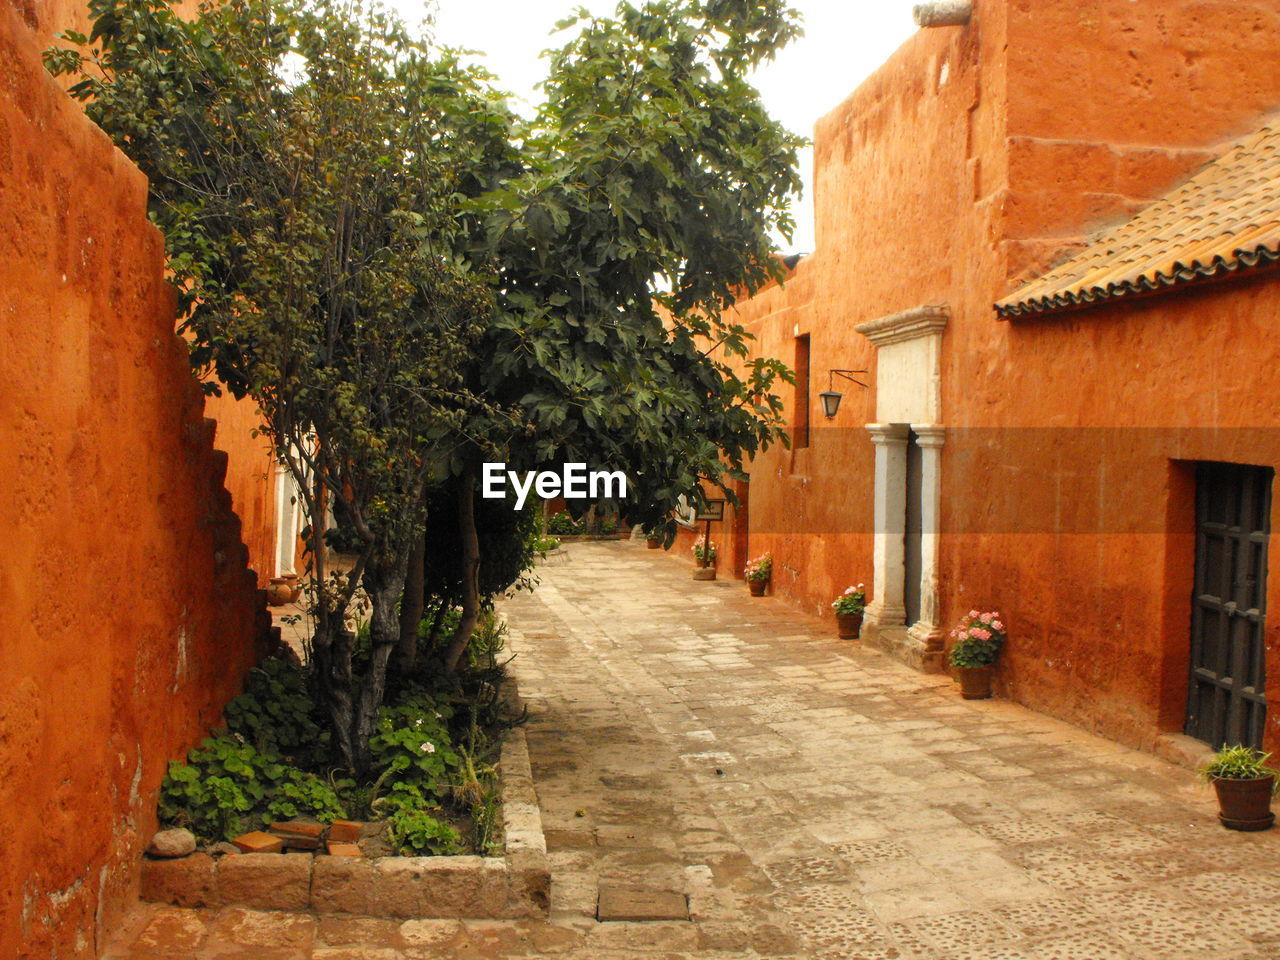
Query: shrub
159,734,345,841
831,584,865,615
224,657,326,766
547,511,582,535
745,553,772,582
948,610,1006,668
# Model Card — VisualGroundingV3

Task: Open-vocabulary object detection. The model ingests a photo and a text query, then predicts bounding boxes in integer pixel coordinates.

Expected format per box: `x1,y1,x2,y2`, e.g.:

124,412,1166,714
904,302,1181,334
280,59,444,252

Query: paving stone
101,542,1280,957
597,884,690,921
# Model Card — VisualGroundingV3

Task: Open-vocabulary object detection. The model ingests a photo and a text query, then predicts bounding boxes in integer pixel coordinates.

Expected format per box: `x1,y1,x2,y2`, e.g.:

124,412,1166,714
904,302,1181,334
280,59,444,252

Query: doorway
904,428,923,626
1184,461,1272,749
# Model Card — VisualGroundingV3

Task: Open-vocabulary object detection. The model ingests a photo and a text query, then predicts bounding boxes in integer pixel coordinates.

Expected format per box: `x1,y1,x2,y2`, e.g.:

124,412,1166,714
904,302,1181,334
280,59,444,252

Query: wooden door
1185,462,1272,749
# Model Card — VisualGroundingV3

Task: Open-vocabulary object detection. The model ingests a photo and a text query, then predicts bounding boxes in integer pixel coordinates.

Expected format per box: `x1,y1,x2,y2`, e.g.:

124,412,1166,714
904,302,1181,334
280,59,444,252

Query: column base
862,610,945,673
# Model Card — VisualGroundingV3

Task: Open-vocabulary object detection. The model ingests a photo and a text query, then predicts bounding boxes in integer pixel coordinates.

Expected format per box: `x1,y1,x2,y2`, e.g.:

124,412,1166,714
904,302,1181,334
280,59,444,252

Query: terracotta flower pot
282,574,302,603
693,561,717,581
958,665,993,700
836,612,863,639
646,537,661,550
749,579,767,596
1213,775,1276,831
266,577,293,606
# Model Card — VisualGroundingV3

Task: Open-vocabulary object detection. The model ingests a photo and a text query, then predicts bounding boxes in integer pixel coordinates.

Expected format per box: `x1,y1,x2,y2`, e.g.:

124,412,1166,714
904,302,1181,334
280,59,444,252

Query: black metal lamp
819,369,869,419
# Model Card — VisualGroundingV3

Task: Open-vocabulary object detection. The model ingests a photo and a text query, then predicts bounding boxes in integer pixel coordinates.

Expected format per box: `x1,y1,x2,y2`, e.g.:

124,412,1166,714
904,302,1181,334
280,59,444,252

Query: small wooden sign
695,498,726,522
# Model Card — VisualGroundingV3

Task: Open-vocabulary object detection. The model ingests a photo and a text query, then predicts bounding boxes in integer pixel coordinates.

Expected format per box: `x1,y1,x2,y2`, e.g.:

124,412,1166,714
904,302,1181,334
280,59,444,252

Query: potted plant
1201,744,1278,831
948,610,1006,699
831,584,866,639
692,535,717,580
745,553,772,596
646,533,662,549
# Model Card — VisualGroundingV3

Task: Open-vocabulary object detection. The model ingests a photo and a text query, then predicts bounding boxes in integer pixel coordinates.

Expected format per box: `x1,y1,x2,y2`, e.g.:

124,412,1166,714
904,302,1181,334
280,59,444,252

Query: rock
218,852,312,910
147,828,197,859
141,853,216,907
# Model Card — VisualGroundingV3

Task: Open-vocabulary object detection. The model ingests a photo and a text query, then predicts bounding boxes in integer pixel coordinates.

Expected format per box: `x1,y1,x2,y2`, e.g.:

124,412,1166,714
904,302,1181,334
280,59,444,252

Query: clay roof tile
997,124,1280,318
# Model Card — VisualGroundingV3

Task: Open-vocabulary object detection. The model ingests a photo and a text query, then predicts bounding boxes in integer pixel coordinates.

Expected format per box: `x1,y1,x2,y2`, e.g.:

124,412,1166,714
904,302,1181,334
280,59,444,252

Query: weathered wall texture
731,0,1280,754
0,7,271,957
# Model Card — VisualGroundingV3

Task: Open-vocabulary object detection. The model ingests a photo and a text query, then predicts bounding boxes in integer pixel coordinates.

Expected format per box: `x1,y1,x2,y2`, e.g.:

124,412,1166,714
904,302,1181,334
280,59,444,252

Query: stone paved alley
109,541,1280,959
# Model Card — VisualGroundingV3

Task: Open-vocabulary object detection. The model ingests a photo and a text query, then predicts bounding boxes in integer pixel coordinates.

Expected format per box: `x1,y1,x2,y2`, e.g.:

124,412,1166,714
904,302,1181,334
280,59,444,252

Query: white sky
388,0,921,254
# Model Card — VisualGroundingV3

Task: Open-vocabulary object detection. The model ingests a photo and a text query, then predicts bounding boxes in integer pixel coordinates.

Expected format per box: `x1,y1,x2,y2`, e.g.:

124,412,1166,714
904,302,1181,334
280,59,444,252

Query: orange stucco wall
0,7,271,957
731,0,1280,754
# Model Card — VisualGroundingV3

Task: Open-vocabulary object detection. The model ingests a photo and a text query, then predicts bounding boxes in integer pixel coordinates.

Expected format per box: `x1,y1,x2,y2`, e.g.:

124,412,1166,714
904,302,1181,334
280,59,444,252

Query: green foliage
224,657,326,765
547,512,584,536
1201,745,1280,785
947,611,1007,668
159,734,345,842
386,809,463,856
831,584,866,616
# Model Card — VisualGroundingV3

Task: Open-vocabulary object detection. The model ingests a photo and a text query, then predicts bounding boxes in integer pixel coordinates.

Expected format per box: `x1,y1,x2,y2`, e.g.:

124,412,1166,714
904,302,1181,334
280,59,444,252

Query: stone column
862,423,910,641
906,424,946,672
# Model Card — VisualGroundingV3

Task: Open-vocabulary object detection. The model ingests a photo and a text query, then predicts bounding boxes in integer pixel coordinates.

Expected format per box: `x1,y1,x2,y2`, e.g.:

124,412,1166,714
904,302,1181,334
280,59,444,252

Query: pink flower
980,612,993,624
968,609,979,618
993,620,1004,631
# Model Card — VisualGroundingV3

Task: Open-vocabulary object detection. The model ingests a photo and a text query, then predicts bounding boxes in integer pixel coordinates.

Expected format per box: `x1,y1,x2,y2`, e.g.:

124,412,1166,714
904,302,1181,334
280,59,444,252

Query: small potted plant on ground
692,535,717,580
1201,744,1278,831
745,553,772,596
831,584,866,639
948,610,1006,699
646,532,662,549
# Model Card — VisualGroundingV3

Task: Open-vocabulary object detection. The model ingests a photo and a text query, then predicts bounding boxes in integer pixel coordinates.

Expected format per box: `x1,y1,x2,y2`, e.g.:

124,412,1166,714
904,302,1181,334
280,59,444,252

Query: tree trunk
443,471,481,675
395,533,426,674
312,614,356,770
350,553,409,775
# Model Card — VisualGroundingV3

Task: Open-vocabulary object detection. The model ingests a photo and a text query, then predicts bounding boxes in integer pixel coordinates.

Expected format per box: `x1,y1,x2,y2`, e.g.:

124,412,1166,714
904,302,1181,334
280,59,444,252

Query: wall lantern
819,369,869,420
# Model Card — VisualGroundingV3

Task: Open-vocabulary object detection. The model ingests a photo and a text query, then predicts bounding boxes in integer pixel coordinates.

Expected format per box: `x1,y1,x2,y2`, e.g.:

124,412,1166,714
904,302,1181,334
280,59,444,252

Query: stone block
271,821,323,850
328,820,364,843
596,884,690,922
232,831,284,854
141,853,217,907
372,856,483,918
312,856,378,914
217,851,312,910
327,841,362,857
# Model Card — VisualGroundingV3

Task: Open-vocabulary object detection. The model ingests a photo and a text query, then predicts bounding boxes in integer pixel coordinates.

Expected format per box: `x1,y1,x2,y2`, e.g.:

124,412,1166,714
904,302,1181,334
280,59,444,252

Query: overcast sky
387,0,921,254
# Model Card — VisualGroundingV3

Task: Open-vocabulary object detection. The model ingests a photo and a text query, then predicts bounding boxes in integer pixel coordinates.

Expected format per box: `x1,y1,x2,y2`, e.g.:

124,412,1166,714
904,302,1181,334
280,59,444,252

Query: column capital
911,424,946,448
866,422,910,444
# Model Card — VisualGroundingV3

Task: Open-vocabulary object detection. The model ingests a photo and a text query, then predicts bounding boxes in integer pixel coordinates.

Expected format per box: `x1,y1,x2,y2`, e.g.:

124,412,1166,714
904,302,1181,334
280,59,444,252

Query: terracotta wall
730,0,1280,753
0,7,271,958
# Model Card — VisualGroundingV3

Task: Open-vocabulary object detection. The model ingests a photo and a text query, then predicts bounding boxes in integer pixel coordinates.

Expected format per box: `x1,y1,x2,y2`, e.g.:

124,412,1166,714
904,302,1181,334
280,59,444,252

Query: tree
428,0,804,672
48,0,805,757
49,0,498,772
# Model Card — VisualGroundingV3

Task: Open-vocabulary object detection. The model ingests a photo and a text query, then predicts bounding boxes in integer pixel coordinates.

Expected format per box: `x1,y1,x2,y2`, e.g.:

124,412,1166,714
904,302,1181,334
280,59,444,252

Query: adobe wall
0,8,270,958
732,0,1280,753
946,274,1280,754
730,7,1011,619
1001,0,1280,284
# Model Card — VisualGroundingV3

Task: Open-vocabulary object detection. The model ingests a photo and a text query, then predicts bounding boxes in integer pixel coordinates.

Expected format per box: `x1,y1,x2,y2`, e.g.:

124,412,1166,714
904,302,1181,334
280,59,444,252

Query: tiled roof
996,124,1280,318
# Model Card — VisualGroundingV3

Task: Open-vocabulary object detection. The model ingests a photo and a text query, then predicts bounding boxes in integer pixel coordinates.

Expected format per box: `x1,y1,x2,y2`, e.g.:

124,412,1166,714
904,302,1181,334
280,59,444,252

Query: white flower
420,741,436,754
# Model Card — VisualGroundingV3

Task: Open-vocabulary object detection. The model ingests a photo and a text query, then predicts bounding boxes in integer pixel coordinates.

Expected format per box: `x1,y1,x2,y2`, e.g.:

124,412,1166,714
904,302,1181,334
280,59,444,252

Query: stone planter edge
141,683,549,919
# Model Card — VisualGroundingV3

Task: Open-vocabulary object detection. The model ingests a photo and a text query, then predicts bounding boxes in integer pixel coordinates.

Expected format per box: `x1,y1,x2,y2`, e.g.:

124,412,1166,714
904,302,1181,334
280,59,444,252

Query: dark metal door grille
1185,462,1272,749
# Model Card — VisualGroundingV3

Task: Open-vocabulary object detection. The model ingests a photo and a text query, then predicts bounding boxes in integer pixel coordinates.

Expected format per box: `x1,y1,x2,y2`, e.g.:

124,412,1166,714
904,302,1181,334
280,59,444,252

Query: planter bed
141,721,548,918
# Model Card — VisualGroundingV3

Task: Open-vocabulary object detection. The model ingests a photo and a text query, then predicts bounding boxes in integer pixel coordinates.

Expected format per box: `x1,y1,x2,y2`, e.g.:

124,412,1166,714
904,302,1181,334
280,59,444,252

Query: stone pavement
107,541,1280,959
